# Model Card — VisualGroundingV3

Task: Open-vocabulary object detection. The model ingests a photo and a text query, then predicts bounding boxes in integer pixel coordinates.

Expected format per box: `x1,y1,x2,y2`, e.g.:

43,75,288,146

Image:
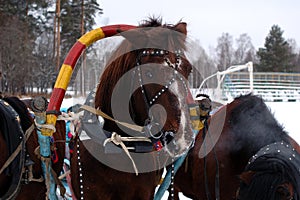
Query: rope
34,119,56,133
40,157,51,200
50,168,66,198
26,165,44,183
58,170,70,180
34,146,66,199
103,132,151,175
0,124,35,175
80,104,144,132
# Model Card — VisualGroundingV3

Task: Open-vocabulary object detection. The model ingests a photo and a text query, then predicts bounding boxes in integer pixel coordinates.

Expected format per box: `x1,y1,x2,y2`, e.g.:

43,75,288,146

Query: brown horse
171,94,300,199
69,17,195,199
0,96,66,199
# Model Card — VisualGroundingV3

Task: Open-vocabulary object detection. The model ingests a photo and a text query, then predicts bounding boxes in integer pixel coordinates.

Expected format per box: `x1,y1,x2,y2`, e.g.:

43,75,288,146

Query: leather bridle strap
202,119,220,200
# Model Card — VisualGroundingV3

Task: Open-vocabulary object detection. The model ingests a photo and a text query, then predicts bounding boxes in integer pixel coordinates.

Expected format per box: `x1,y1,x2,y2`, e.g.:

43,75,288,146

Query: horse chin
163,113,194,158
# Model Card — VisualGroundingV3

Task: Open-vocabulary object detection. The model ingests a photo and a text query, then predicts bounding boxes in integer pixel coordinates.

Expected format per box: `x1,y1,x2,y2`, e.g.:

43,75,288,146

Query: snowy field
61,98,300,199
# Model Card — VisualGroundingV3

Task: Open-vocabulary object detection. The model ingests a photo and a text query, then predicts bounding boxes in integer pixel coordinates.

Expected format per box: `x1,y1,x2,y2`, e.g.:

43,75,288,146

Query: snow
265,101,300,143
61,97,86,110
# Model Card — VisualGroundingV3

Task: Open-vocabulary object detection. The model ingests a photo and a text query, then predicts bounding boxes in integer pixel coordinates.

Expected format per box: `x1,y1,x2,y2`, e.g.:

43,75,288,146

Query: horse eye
145,71,153,78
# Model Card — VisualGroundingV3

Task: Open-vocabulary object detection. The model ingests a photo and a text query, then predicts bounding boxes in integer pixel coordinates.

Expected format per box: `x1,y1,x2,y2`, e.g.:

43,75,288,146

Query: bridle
132,48,189,149
136,49,188,106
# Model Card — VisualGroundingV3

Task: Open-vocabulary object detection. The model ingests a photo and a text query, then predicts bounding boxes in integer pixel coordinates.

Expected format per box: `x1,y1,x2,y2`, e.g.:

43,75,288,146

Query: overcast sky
95,0,300,51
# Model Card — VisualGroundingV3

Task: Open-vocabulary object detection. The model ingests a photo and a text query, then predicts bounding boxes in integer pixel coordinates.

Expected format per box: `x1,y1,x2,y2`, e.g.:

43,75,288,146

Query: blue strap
154,153,187,200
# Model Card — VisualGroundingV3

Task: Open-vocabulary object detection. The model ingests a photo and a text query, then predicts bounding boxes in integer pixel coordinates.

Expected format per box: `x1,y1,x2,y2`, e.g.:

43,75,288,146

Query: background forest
0,0,299,95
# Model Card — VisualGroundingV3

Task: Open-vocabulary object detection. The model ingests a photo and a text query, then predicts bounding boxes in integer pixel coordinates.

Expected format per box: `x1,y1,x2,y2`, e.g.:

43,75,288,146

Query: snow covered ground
60,97,300,199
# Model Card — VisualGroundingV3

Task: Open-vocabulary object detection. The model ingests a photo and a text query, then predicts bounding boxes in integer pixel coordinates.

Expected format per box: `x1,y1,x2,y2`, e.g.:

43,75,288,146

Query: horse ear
239,171,255,185
119,29,149,47
174,22,187,35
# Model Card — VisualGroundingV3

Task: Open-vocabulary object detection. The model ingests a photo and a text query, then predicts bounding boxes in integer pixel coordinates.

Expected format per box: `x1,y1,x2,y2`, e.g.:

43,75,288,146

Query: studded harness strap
240,141,300,200
133,49,189,148
0,99,25,200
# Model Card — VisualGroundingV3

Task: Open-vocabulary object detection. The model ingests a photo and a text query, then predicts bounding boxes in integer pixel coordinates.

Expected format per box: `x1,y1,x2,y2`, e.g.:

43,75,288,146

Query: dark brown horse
171,94,300,199
69,18,195,199
0,96,66,199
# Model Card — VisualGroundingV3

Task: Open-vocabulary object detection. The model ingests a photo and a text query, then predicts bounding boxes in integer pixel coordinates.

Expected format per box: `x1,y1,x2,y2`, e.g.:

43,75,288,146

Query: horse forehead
145,28,186,46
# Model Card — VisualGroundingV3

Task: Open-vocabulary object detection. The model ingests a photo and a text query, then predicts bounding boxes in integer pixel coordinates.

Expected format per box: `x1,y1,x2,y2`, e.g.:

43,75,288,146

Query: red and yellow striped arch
42,24,137,136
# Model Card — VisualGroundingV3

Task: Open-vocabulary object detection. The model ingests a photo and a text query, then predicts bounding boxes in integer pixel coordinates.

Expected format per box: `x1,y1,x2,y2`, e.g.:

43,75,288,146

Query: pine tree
257,25,295,72
60,0,102,59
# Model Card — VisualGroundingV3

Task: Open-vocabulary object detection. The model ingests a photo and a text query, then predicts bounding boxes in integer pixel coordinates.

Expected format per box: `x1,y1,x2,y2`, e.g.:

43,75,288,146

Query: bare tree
215,33,234,71
287,38,300,72
234,33,256,65
0,17,32,94
186,39,217,88
31,32,57,93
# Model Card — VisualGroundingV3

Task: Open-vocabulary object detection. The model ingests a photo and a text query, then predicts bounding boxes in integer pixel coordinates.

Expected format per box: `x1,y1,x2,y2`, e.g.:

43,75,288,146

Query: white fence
193,71,300,103
223,72,300,102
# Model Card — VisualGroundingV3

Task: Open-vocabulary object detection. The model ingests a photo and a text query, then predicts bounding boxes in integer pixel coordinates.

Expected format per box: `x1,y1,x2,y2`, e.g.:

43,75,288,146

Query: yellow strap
80,105,144,132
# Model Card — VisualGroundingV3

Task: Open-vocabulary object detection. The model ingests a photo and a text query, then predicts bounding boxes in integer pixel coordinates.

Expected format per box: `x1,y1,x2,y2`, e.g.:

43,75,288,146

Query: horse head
95,17,194,158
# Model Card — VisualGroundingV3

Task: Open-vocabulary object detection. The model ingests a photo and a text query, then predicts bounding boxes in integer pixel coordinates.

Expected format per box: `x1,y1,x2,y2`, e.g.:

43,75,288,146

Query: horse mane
95,17,188,128
228,94,290,157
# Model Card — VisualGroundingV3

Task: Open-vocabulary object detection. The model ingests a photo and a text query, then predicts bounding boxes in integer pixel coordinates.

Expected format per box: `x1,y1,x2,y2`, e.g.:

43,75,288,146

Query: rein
202,118,220,200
